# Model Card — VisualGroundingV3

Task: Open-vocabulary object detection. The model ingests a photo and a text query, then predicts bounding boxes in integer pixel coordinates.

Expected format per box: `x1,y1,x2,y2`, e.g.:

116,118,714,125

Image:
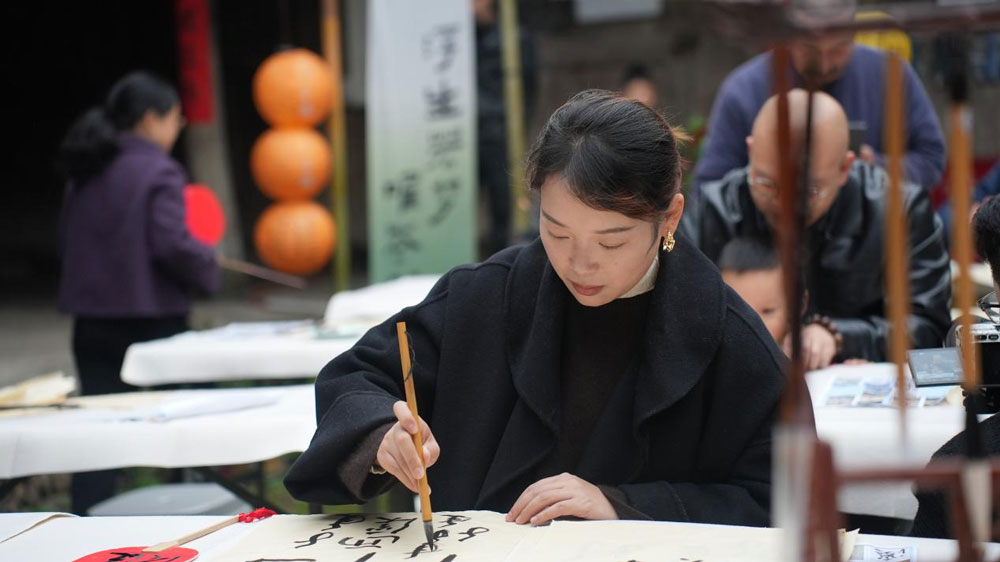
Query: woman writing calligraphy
286,90,790,525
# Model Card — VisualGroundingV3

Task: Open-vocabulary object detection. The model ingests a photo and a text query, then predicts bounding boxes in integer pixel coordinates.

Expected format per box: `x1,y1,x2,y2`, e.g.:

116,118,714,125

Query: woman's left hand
506,472,618,526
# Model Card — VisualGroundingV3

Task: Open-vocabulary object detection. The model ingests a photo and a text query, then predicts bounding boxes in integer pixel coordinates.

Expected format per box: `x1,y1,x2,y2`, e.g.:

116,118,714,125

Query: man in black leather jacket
682,89,951,368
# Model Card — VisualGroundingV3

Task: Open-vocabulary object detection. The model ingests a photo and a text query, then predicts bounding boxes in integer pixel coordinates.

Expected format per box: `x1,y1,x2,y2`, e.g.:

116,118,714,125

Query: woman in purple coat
57,71,220,513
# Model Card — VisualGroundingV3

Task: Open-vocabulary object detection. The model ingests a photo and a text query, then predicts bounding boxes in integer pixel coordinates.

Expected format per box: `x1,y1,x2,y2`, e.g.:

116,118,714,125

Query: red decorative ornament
184,183,226,245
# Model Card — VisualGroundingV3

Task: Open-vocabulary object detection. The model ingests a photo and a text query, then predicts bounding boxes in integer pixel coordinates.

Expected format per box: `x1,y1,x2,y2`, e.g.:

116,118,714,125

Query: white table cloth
70,342,983,520
0,385,315,479
121,324,359,386
807,363,971,520
0,513,995,562
121,275,441,386
321,274,440,328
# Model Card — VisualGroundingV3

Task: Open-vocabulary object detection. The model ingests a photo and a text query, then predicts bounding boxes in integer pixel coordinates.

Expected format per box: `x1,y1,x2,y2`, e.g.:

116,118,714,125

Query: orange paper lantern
253,49,334,127
254,201,336,275
251,128,331,201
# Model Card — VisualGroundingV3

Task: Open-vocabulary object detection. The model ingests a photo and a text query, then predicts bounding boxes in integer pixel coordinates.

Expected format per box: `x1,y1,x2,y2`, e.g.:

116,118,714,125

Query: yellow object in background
854,11,912,63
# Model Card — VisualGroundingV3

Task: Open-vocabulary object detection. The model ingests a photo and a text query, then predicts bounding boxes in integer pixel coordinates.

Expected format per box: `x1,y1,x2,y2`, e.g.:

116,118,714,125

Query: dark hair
974,196,1000,287
58,71,179,181
718,237,780,274
526,89,685,221
621,63,652,86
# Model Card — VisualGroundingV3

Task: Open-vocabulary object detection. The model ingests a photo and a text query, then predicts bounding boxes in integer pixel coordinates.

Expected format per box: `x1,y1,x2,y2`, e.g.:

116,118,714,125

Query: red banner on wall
175,0,214,124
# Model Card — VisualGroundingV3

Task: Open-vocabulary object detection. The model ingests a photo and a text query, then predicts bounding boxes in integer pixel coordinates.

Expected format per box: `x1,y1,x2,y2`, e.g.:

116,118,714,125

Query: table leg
192,466,282,513
256,462,265,497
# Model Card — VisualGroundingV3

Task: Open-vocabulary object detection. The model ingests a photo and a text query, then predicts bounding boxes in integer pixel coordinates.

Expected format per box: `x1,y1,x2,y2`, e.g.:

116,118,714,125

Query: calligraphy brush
396,321,435,548
143,507,275,552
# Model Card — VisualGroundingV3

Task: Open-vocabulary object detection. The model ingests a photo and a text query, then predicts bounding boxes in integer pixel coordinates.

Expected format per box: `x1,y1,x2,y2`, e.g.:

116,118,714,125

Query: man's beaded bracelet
805,314,844,355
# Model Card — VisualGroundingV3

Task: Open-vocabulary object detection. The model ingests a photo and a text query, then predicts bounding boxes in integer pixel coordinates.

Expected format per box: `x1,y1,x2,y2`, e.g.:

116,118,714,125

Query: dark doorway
2,2,179,299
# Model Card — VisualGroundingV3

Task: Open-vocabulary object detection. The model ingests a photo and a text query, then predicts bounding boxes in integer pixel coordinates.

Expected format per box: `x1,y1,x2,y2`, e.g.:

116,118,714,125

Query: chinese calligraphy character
384,224,421,256
337,535,401,549
424,81,461,120
428,178,460,226
456,526,489,542
292,514,363,550
366,515,418,535
384,172,420,211
428,129,463,169
439,514,472,528
422,25,459,72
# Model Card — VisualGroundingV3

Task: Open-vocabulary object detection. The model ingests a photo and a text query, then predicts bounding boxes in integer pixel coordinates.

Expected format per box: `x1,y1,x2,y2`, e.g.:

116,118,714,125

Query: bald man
682,89,951,369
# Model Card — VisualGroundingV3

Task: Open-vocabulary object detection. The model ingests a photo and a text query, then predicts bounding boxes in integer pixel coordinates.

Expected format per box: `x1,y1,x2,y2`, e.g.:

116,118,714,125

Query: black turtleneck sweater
536,290,653,478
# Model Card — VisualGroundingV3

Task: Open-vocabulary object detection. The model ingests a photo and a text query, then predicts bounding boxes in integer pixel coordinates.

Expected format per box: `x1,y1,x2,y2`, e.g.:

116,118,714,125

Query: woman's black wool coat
285,236,792,526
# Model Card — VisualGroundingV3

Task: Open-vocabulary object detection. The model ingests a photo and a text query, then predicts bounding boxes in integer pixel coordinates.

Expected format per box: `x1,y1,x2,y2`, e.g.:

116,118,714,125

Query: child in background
718,237,789,345
719,237,866,368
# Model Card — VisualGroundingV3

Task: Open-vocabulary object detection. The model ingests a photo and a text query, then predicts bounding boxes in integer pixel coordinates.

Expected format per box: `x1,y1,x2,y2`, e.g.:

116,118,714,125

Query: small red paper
184,183,226,246
73,545,198,562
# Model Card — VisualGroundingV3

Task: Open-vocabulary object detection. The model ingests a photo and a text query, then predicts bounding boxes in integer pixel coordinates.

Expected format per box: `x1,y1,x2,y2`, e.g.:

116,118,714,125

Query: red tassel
238,507,277,523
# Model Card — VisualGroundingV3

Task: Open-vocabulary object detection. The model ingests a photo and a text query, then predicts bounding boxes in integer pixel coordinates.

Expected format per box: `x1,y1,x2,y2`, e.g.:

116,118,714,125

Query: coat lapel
577,235,728,484
633,233,726,429
477,235,728,505
477,241,563,507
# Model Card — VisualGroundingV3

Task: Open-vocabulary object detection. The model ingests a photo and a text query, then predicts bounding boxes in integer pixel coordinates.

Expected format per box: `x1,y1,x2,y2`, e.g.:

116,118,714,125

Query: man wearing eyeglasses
691,1,945,196
682,89,951,370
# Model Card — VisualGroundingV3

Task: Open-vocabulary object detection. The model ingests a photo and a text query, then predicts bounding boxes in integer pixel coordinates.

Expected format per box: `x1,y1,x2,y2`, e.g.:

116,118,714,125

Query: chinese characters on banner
367,0,477,282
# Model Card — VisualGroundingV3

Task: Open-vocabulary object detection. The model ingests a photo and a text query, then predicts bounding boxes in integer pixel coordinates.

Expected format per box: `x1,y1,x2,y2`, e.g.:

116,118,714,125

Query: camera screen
908,348,963,387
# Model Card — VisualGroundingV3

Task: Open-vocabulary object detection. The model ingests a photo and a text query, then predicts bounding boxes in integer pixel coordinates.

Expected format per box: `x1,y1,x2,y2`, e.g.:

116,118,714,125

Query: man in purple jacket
693,7,945,196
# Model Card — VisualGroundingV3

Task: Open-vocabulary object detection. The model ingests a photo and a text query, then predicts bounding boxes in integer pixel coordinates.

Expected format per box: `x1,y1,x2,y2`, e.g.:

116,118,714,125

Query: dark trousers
70,315,188,514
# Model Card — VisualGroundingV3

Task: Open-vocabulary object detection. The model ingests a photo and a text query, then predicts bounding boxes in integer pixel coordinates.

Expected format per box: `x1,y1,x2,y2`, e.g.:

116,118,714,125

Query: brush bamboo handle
143,515,240,552
396,322,433,523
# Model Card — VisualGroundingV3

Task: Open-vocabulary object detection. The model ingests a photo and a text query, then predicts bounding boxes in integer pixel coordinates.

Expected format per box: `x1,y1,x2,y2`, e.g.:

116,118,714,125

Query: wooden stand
739,4,1000,561
804,439,999,562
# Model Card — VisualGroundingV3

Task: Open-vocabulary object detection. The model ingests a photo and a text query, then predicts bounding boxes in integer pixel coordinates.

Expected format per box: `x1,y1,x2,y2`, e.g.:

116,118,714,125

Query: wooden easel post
321,0,351,293
739,4,1000,560
883,51,911,446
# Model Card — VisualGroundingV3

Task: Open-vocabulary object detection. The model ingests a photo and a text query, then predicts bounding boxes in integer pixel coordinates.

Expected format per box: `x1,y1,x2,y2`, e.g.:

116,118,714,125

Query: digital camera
957,322,1000,412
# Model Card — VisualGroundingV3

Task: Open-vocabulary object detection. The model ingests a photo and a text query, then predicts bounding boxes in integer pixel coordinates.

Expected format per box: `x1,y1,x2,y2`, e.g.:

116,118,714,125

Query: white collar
619,254,658,299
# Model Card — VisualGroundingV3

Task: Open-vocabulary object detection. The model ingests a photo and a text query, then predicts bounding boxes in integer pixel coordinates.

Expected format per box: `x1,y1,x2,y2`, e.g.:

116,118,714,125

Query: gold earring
662,231,675,253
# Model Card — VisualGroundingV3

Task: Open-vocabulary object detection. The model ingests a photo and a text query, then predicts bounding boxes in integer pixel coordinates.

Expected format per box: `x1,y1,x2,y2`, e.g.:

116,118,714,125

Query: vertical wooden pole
499,0,528,236
772,42,814,562
773,44,807,427
951,106,978,388
945,39,992,546
883,52,911,442
322,0,351,292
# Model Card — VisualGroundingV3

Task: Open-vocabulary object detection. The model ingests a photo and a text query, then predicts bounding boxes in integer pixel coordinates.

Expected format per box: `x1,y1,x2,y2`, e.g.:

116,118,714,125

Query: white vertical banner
366,0,477,282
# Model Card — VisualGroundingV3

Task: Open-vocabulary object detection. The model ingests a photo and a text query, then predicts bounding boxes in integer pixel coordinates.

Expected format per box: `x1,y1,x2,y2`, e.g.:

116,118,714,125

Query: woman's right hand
375,401,441,493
